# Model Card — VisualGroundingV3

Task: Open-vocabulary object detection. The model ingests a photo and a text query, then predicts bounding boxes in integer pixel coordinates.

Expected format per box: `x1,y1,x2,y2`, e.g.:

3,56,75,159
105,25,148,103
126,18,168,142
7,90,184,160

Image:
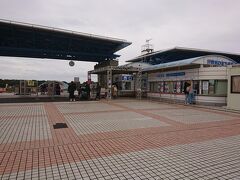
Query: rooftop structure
127,47,240,65
0,19,131,62
143,55,236,72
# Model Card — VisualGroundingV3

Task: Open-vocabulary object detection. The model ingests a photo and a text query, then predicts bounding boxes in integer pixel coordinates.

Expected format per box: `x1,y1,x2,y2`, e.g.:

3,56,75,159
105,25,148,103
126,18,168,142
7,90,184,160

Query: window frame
231,75,240,94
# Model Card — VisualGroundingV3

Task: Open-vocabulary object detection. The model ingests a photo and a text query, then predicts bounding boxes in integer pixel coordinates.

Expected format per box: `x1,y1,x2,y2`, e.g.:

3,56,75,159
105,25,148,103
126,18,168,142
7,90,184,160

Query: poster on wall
160,82,164,92
176,81,181,93
202,81,209,91
231,75,240,93
164,82,169,93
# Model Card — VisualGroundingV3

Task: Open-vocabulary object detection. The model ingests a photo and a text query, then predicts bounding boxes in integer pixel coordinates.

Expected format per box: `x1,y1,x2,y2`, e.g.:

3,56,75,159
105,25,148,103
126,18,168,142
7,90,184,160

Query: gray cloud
1,0,240,81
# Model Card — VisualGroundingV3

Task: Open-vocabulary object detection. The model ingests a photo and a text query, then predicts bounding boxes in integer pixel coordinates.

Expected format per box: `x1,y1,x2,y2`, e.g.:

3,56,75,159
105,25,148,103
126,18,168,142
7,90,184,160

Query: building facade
227,65,240,110
144,55,236,105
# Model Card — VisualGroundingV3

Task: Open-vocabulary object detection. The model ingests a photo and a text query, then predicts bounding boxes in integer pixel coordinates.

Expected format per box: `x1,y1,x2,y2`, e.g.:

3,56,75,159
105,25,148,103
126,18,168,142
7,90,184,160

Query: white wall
148,66,228,82
227,66,240,111
147,93,227,105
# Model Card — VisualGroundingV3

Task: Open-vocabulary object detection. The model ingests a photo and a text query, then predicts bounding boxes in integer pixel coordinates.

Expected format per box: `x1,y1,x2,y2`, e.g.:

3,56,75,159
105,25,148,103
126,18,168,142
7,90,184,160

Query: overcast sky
0,0,240,82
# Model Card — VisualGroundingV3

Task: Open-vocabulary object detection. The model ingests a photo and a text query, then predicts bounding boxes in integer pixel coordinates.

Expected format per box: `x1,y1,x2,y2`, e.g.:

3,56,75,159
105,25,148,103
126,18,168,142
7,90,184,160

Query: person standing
112,85,118,99
96,83,101,100
68,81,76,101
78,85,82,100
188,81,194,104
183,81,190,104
85,83,90,100
55,83,61,95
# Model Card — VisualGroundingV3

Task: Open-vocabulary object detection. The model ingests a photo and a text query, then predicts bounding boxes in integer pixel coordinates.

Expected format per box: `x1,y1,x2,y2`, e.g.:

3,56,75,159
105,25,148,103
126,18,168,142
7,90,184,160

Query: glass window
231,76,240,93
201,80,227,95
209,80,215,94
172,81,181,93
123,82,131,90
193,81,199,95
181,81,186,93
202,81,209,95
150,82,154,92
157,82,161,92
149,82,158,92
176,81,182,93
154,82,158,92
215,80,227,95
173,82,177,93
164,82,169,93
142,79,147,91
160,82,164,93
168,82,173,93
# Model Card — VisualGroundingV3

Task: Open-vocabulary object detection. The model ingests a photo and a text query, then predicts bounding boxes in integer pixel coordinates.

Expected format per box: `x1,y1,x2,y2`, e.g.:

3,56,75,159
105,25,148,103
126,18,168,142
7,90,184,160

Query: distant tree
0,79,5,88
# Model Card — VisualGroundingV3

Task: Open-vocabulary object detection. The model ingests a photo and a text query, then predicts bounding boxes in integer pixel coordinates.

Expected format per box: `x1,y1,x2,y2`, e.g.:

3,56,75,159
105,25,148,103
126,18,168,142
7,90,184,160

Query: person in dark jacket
68,81,76,101
183,81,190,104
85,83,90,100
55,83,61,95
96,83,101,100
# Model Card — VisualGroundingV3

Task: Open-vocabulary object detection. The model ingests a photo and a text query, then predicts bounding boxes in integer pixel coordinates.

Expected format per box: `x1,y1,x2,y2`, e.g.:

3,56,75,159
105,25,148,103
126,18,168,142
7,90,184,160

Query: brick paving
0,99,240,179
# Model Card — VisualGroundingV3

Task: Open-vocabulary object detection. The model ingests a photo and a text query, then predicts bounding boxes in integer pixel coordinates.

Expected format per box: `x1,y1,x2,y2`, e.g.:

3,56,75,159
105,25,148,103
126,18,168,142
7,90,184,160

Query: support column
106,68,112,100
47,81,54,96
199,80,202,95
87,72,91,84
98,74,101,84
136,68,142,100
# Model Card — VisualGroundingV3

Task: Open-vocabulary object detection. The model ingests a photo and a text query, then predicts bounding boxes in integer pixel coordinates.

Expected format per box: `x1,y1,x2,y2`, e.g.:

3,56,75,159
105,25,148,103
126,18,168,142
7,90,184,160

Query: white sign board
74,77,79,82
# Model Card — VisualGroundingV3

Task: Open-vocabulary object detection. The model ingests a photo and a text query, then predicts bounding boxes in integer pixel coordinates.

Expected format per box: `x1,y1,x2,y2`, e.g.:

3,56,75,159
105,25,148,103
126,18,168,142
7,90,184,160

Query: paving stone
0,100,239,179
148,108,236,124
65,111,168,135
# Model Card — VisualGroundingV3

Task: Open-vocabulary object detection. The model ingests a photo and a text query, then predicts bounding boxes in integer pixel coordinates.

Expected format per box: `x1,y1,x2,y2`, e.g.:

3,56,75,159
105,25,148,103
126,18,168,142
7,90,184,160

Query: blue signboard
166,72,185,77
207,59,234,66
156,74,165,78
122,75,133,81
156,72,185,78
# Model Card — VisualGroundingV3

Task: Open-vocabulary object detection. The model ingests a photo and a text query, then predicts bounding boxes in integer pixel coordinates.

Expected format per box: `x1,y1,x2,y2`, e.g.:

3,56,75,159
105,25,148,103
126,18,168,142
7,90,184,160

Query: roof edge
126,47,175,62
127,46,240,63
142,54,237,72
175,46,240,57
0,19,132,45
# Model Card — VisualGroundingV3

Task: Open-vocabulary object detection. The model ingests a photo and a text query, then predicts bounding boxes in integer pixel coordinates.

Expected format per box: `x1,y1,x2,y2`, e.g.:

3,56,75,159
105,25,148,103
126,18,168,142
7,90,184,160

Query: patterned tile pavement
0,104,46,118
65,111,168,135
146,108,237,124
0,99,240,179
55,102,122,114
0,116,51,144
